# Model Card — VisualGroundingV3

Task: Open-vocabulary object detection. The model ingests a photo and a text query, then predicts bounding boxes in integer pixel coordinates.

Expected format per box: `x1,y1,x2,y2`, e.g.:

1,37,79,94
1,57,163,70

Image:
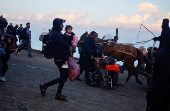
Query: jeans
120,63,126,73
44,60,68,94
17,39,32,56
1,59,8,77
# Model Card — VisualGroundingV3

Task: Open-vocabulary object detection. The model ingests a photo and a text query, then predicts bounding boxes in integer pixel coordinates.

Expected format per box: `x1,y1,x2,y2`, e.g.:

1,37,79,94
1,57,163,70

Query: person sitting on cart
76,31,98,81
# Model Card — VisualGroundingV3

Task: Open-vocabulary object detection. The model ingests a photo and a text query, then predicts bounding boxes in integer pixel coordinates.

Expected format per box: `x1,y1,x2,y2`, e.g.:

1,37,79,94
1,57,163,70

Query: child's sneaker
61,64,68,68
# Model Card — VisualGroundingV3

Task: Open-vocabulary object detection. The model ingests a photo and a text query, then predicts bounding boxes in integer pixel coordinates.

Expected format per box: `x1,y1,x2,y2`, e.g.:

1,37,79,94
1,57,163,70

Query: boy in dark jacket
40,18,72,101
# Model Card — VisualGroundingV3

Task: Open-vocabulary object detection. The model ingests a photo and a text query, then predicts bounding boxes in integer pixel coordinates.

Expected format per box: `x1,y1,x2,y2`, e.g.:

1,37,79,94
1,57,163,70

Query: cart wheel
100,77,108,89
85,67,102,86
147,78,152,88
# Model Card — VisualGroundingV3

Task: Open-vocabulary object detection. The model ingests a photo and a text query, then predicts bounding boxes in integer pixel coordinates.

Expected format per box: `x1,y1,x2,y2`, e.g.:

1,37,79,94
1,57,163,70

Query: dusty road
0,50,148,111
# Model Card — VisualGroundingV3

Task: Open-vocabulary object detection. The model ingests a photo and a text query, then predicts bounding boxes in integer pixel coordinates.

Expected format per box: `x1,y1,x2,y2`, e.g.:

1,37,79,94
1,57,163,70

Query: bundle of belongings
96,56,120,73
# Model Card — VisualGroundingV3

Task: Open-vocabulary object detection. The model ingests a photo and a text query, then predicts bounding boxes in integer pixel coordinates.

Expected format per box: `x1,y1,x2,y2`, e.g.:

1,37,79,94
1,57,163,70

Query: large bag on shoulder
68,57,80,82
42,40,54,59
19,28,26,40
42,33,54,59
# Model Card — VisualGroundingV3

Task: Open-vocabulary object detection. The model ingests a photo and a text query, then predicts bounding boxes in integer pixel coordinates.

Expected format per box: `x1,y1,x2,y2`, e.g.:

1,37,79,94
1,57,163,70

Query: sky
0,0,170,58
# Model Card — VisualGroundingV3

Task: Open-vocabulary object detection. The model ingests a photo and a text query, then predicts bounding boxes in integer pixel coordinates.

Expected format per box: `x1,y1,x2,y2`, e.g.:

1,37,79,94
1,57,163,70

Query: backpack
42,33,54,59
19,28,25,40
72,35,78,47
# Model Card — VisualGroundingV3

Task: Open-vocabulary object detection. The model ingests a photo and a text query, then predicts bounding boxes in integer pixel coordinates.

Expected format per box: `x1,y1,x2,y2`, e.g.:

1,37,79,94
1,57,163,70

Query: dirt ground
0,50,148,111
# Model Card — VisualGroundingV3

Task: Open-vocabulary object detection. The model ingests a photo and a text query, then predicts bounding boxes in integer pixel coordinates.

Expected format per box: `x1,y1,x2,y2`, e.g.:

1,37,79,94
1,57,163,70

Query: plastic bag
104,64,120,73
72,35,78,47
68,57,80,82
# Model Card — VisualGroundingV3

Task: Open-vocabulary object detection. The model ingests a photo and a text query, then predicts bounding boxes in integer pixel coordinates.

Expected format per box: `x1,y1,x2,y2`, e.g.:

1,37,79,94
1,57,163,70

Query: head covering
0,15,8,27
41,27,48,35
163,19,169,25
52,18,66,31
4,34,12,45
162,18,169,30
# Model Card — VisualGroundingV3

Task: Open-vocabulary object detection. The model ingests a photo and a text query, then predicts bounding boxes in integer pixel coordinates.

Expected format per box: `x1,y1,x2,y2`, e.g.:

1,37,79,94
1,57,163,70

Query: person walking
12,24,19,41
15,22,33,58
17,24,23,42
0,35,12,82
40,18,72,101
76,31,97,81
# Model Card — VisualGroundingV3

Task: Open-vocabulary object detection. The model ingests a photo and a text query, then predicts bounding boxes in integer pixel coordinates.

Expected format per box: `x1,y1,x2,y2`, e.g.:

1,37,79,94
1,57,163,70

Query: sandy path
0,50,148,111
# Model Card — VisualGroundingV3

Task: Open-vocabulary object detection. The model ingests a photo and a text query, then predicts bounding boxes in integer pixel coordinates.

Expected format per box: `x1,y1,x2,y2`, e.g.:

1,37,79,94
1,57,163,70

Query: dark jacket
63,32,74,46
154,28,170,50
7,25,13,35
17,27,23,35
81,36,96,58
21,27,30,40
79,36,96,69
12,27,17,36
50,18,70,60
147,29,170,111
2,34,12,62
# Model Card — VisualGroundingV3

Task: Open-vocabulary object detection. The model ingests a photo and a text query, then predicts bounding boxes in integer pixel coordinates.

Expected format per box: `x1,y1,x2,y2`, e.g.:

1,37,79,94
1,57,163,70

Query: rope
141,24,156,37
137,24,142,39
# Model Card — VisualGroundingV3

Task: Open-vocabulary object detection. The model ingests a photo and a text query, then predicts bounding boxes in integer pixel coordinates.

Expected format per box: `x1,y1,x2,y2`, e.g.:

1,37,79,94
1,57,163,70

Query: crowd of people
0,15,170,110
0,17,33,82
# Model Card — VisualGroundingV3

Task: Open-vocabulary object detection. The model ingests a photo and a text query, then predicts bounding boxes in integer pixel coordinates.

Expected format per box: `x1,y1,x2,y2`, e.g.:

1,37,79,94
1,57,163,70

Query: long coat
147,29,170,111
79,36,96,70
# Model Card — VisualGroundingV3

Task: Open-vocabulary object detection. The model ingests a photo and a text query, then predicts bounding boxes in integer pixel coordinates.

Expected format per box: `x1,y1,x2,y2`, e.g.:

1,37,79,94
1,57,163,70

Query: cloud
56,10,88,22
137,2,159,15
18,16,23,19
106,14,143,29
108,14,128,25
137,2,161,23
3,13,34,20
36,12,51,21
2,3,169,32
24,14,34,19
165,12,170,19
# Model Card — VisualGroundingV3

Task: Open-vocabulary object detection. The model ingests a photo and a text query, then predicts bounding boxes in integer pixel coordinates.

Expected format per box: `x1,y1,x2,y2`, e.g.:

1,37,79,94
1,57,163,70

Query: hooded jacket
50,18,70,60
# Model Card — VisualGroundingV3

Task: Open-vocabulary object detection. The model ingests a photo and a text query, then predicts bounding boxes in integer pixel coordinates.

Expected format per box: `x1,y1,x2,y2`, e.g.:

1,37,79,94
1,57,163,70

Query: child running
61,25,75,68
